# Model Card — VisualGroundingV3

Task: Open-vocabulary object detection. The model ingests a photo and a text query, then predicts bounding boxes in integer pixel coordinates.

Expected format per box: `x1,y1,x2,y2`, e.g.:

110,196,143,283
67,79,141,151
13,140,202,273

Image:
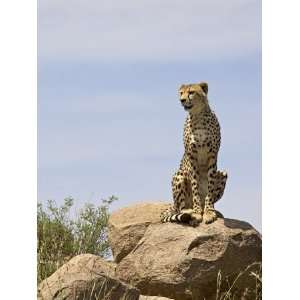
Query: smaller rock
108,202,170,262
38,254,139,300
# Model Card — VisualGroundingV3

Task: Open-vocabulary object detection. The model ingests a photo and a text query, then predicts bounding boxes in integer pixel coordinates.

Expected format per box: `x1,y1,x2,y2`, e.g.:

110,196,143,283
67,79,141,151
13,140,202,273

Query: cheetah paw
189,213,203,227
203,210,218,224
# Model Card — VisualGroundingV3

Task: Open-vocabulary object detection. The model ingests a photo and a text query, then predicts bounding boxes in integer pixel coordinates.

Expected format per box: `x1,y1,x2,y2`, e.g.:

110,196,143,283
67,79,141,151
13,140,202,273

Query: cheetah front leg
203,156,219,224
188,164,204,226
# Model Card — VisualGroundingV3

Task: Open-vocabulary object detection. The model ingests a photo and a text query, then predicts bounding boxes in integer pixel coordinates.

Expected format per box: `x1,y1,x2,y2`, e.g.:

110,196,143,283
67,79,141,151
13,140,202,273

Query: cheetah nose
180,99,186,104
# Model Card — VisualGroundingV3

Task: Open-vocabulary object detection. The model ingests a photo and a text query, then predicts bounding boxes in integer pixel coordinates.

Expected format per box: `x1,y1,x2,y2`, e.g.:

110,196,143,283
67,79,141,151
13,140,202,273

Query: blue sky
38,0,261,230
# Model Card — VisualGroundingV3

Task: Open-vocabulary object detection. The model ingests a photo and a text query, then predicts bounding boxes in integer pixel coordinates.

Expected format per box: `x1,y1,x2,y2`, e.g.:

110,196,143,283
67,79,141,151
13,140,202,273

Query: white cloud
38,0,261,62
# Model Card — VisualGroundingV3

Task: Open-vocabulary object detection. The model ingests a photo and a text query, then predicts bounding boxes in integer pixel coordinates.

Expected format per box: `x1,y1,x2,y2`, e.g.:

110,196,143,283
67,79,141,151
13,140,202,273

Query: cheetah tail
161,212,192,223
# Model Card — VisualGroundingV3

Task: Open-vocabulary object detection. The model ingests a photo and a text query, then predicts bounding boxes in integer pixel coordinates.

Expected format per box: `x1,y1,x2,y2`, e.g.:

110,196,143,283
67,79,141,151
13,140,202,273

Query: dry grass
216,262,262,300
39,262,262,299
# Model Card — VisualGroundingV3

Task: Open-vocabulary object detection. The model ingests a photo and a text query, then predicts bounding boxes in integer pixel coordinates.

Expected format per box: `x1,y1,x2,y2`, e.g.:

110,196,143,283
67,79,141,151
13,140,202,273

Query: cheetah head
179,82,208,113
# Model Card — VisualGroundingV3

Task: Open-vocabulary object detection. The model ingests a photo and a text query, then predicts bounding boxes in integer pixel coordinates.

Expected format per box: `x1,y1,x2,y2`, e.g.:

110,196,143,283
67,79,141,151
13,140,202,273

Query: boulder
38,254,140,300
108,202,170,263
111,203,261,300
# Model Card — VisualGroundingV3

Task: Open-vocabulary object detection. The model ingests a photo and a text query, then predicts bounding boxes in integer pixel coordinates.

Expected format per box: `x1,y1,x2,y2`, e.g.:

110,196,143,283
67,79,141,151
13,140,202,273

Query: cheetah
161,82,227,226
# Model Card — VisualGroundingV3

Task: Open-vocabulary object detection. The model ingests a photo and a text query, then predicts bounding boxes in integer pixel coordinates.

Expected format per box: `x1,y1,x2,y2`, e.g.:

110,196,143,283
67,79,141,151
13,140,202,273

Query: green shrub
37,196,117,283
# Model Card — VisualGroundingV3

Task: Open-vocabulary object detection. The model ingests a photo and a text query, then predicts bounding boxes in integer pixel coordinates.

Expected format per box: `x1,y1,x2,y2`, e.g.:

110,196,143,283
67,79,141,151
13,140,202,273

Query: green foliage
37,196,117,283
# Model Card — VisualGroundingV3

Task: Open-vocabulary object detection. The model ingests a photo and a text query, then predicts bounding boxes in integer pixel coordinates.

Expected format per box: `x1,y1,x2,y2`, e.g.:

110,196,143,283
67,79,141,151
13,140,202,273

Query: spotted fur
161,82,227,226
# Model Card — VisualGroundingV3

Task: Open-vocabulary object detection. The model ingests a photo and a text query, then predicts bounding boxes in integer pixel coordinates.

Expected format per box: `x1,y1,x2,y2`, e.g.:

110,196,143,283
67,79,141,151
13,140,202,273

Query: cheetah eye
189,91,195,95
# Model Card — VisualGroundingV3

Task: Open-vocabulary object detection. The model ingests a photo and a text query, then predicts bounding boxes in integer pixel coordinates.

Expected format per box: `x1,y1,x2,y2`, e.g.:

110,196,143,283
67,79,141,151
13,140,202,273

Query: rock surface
110,203,261,300
108,202,170,263
38,254,140,300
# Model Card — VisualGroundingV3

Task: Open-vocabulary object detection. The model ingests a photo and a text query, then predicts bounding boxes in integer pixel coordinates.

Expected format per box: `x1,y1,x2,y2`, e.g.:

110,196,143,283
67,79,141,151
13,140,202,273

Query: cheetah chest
189,128,210,167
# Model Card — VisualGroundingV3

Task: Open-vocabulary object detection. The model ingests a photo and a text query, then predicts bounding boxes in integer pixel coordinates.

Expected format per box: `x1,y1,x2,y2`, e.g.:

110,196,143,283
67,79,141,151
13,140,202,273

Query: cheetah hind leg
212,170,227,219
213,170,228,205
203,170,227,224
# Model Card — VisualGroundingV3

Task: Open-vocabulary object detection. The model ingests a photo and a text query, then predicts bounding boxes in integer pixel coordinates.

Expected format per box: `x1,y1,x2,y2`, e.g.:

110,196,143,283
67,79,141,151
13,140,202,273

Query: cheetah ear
199,82,208,95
